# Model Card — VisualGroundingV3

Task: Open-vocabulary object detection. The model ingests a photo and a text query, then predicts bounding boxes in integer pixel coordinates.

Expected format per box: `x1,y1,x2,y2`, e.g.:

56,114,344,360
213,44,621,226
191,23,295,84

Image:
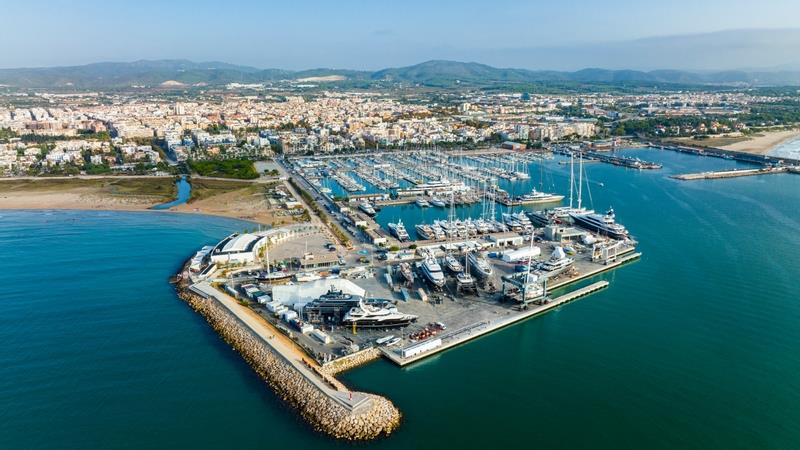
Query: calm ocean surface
2,148,800,449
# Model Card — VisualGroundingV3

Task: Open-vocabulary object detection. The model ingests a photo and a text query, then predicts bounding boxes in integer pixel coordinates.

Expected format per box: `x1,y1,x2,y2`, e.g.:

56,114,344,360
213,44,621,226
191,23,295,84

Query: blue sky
3,0,800,70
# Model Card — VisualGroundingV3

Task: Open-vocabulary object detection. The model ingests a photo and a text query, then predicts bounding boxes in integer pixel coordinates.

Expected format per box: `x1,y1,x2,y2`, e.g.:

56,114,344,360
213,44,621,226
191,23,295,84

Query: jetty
583,151,662,169
651,143,800,166
671,166,797,180
177,278,401,441
552,147,662,169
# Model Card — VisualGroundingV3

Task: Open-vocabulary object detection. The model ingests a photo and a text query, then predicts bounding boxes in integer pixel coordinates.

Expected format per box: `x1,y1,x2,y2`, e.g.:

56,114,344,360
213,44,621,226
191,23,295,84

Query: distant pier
671,166,797,180
553,147,662,169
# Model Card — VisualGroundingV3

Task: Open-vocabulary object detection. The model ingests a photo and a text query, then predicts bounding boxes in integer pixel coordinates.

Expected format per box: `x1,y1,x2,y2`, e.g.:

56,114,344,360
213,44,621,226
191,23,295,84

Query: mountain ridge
2,59,800,88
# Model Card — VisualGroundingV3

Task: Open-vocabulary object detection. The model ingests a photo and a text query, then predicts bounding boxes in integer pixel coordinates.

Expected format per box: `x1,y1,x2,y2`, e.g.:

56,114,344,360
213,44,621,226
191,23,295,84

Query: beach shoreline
0,177,291,225
720,128,800,155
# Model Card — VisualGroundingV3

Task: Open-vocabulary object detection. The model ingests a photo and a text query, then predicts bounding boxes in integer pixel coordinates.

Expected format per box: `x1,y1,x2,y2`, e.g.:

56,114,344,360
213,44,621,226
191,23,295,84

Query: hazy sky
3,0,800,70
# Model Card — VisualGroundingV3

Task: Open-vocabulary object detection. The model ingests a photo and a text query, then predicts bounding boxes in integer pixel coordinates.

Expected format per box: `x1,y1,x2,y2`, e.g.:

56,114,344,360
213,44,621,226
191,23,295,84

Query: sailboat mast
577,153,583,210
523,234,535,300
569,152,574,209
264,243,271,286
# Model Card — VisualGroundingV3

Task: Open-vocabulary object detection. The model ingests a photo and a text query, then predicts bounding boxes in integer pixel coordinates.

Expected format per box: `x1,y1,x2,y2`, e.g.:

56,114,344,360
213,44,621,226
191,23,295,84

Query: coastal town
3,78,800,441
7,0,800,447
2,85,800,178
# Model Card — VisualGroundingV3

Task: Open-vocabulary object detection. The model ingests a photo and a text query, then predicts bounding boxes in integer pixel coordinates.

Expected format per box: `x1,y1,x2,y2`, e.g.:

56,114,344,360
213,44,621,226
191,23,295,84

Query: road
191,281,372,411
273,156,361,250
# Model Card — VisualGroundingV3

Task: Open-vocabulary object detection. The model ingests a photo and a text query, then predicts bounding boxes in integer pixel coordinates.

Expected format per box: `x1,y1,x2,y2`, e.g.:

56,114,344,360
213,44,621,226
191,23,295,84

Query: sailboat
457,248,475,287
528,151,594,225
443,191,463,273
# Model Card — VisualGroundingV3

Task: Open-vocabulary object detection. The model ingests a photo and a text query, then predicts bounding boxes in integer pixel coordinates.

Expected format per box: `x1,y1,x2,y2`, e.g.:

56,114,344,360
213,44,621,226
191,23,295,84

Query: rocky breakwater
177,289,401,440
321,347,382,376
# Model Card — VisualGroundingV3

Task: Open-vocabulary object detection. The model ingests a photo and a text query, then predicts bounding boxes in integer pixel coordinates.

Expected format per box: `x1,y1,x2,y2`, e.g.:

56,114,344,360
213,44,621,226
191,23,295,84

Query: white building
208,225,320,265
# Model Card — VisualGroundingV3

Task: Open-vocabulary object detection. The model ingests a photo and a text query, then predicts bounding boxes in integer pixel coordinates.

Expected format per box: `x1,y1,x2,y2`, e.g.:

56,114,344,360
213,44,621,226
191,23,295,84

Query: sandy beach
0,177,296,226
0,178,174,212
170,183,286,224
720,129,800,155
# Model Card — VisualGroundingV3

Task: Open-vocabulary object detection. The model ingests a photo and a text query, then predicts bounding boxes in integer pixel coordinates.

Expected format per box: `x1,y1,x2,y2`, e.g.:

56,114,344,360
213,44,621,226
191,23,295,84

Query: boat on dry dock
420,257,446,288
342,300,418,329
502,211,534,232
443,254,463,273
468,252,493,279
540,246,574,272
398,262,414,283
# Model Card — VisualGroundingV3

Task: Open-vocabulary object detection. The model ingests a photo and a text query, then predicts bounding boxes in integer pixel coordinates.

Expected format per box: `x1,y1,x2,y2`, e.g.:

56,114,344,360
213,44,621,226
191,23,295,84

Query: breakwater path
178,280,401,440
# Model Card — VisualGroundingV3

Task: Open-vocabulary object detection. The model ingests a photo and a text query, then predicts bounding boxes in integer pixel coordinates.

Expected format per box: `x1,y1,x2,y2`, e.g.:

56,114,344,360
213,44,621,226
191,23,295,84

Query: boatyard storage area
178,149,645,368
172,146,652,440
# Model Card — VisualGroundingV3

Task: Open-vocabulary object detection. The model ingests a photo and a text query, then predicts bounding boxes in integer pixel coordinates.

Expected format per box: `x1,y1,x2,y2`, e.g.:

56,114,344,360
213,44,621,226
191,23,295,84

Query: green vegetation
19,132,109,144
0,128,17,141
81,163,113,175
206,123,230,134
189,159,259,179
741,103,800,126
188,178,256,202
275,120,312,131
77,130,111,140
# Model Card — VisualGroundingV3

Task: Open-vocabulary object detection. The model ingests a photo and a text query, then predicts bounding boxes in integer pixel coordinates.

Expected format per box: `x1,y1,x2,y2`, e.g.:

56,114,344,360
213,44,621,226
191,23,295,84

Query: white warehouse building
209,224,320,264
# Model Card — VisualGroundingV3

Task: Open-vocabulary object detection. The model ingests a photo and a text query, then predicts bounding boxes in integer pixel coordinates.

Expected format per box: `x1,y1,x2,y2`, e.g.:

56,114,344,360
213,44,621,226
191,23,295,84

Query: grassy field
188,178,259,202
0,177,176,200
189,159,259,179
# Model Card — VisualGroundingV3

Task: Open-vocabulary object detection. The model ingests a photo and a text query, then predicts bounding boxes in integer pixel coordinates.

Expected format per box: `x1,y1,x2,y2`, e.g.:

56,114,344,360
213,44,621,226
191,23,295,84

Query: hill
2,59,800,89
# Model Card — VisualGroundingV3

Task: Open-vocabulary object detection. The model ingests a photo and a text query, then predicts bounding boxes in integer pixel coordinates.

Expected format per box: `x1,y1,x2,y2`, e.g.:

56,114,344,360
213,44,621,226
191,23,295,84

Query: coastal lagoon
2,148,800,449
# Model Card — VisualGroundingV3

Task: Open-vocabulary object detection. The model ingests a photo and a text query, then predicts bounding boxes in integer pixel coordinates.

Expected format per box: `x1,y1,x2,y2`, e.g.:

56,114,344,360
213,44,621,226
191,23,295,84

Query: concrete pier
382,280,610,366
671,166,795,180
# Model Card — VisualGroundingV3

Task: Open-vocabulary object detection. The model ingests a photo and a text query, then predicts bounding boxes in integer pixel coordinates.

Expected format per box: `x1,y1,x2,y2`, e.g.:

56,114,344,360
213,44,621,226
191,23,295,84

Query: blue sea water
2,148,800,449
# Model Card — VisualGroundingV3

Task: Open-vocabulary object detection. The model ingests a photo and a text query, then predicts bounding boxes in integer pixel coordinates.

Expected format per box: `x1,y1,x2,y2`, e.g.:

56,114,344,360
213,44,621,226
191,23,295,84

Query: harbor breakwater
321,347,382,376
176,288,401,440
